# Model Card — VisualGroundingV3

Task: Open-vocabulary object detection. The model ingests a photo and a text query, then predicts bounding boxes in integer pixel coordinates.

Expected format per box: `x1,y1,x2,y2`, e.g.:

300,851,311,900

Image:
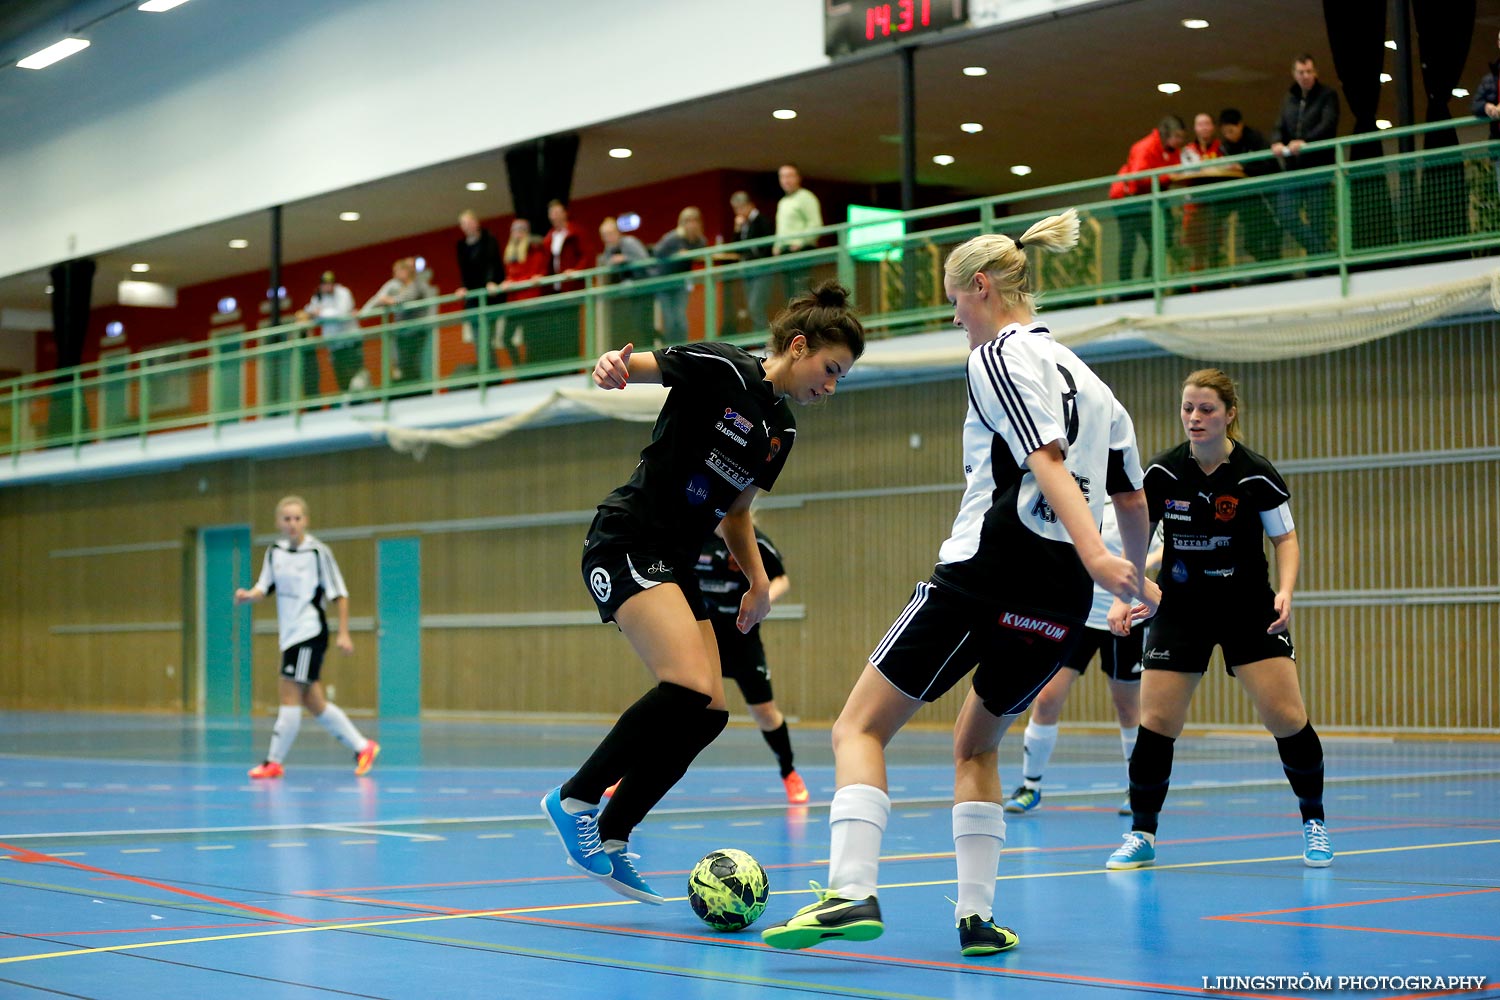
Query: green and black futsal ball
687,849,770,931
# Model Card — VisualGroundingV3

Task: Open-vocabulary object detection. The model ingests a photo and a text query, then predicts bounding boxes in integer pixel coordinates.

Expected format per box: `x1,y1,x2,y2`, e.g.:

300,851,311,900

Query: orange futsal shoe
354,741,381,776
783,770,810,804
248,760,284,780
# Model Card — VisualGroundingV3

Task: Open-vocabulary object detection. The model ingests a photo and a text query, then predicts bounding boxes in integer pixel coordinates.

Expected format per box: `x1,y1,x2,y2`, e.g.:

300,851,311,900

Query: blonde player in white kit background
234,495,379,779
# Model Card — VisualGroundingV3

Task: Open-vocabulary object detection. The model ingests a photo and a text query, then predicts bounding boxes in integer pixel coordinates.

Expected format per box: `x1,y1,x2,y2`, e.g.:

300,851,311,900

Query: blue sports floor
1,713,1497,999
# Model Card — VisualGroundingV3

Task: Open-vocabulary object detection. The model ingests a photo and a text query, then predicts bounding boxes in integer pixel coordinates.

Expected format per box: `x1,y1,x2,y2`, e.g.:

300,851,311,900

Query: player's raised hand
594,343,633,389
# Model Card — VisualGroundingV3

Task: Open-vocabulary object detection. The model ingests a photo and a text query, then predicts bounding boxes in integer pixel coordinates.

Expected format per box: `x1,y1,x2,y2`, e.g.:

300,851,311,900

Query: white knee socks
953,800,1006,921
267,704,301,763
315,703,368,753
827,783,890,900
1021,721,1060,787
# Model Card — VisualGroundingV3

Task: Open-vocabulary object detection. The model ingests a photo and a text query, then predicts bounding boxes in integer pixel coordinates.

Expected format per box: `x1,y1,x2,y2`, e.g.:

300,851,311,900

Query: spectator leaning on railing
1472,28,1500,195
455,210,503,348
1217,109,1283,265
298,271,365,394
597,216,652,347
652,207,707,346
1270,55,1340,255
1109,116,1186,284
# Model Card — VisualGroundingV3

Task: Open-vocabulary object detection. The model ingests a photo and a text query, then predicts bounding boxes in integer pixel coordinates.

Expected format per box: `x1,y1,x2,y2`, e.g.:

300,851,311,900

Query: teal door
202,525,253,715
377,537,422,717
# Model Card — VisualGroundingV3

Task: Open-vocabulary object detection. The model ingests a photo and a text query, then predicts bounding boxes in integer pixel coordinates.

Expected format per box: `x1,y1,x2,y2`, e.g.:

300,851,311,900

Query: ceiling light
18,37,90,70
1385,39,1397,50
339,211,360,222
1010,164,1033,176
217,297,237,314
465,181,487,191
138,0,192,10
131,262,150,273
1157,82,1182,95
1380,73,1392,83
960,122,984,134
45,285,54,295
1453,87,1470,98
608,147,633,158
962,66,987,77
105,322,124,337
228,238,249,249
932,154,955,166
1181,18,1209,29
1376,119,1392,130
772,109,797,120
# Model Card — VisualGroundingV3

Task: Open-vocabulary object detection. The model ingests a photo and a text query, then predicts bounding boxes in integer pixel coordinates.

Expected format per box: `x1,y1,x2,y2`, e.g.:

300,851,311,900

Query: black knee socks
1128,725,1175,835
762,721,795,777
1275,722,1325,823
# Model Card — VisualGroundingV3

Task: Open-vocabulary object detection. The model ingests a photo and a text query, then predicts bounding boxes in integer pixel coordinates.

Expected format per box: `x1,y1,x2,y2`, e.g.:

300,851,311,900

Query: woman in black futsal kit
541,282,865,903
1105,368,1332,870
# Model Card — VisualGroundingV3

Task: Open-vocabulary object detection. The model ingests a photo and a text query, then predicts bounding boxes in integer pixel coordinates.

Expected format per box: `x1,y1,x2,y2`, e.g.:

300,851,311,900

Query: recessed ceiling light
960,122,984,134
1010,164,1033,176
227,238,249,249
45,285,54,295
465,181,487,191
131,262,150,273
1157,82,1182,95
932,154,956,166
138,0,192,11
962,66,987,77
1376,119,1393,130
217,297,237,313
772,109,797,120
1181,18,1209,29
105,321,124,337
1453,87,1470,98
1380,73,1392,83
608,147,633,158
339,211,360,222
17,37,90,70
1385,39,1397,50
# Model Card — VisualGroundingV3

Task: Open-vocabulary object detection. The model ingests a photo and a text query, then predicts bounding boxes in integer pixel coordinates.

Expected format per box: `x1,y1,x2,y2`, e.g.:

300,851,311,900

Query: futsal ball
687,848,770,932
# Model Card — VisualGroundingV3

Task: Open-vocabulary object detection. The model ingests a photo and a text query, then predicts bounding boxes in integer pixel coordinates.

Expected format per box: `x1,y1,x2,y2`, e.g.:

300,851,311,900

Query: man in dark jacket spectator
1471,29,1499,196
455,210,503,349
1218,109,1282,263
1270,55,1340,254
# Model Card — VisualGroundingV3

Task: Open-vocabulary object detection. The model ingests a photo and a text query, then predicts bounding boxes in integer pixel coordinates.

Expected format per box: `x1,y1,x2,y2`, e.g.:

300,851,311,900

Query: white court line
309,824,444,842
195,845,233,851
3,766,1495,842
120,848,159,854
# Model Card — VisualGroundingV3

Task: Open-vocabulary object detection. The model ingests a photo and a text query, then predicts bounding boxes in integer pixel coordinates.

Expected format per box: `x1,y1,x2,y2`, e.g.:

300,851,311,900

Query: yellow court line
5,837,1498,966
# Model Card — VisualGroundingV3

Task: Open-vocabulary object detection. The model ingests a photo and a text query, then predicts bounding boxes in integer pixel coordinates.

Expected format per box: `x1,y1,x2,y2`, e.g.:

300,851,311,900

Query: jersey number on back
1057,364,1079,445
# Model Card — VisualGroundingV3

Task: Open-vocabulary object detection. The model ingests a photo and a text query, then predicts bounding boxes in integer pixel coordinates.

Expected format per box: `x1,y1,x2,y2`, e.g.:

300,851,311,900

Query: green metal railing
4,118,1497,461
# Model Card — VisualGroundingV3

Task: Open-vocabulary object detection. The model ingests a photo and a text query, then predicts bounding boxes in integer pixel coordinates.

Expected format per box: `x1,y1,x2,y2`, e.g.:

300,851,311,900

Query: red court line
500,912,1286,998
1212,918,1500,943
0,839,311,925
1209,886,1500,920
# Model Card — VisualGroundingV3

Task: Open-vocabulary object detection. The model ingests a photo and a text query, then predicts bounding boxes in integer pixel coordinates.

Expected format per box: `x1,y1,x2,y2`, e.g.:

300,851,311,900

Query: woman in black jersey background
541,282,865,905
1105,368,1332,871
696,521,808,803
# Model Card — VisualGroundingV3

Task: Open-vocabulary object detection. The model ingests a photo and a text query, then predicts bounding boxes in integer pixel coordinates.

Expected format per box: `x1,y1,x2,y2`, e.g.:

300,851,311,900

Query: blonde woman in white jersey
234,496,379,779
763,210,1158,957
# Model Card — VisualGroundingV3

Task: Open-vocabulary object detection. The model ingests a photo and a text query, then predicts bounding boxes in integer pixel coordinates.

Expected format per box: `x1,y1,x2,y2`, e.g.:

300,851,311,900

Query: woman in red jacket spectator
499,218,547,366
1109,116,1185,285
530,200,588,364
1179,112,1226,273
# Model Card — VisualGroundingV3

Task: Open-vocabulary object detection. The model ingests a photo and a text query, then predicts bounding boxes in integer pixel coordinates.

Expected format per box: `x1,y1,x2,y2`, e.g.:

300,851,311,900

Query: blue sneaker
1302,819,1333,868
540,787,611,876
1106,832,1156,869
598,845,665,904
1003,785,1041,813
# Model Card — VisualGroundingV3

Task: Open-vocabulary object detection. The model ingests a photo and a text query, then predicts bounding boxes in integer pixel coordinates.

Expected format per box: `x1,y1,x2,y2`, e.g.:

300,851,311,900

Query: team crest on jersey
1214,495,1239,522
766,436,782,461
589,567,612,603
998,612,1070,642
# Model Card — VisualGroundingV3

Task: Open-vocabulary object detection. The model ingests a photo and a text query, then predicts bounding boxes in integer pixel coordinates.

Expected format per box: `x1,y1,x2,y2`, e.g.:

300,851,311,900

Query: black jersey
697,528,786,626
599,342,795,558
1146,440,1290,605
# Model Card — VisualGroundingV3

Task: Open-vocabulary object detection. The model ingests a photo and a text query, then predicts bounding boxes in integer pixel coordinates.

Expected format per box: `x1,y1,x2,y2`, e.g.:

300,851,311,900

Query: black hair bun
810,280,850,309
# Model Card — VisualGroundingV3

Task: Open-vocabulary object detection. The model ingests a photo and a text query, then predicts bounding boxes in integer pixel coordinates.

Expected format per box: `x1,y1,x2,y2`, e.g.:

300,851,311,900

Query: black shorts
280,632,328,684
1064,625,1145,681
582,508,707,625
869,581,1084,717
1143,598,1296,675
712,617,774,705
